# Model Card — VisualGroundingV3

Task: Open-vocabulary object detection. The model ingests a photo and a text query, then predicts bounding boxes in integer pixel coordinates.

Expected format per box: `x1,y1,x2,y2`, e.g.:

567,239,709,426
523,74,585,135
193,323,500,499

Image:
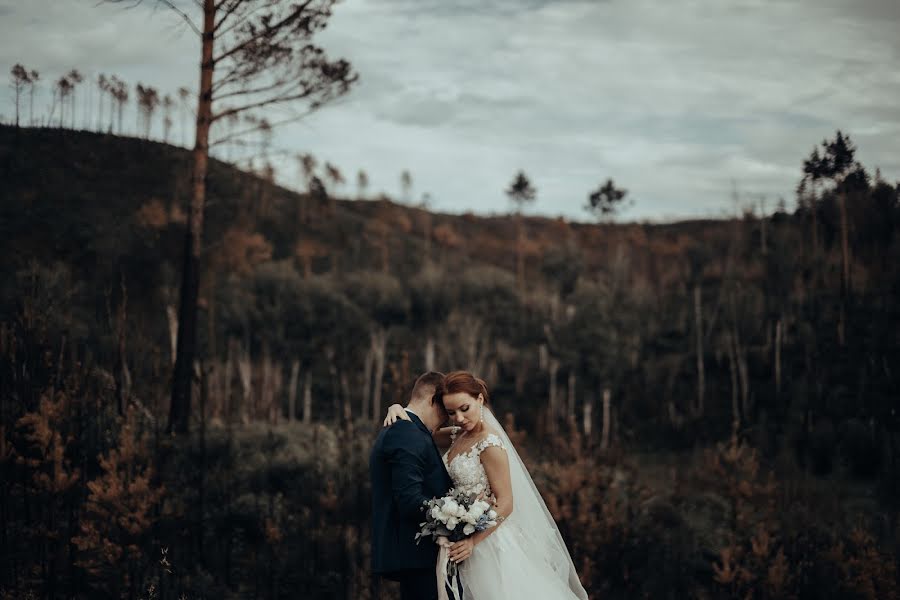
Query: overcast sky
2,0,898,221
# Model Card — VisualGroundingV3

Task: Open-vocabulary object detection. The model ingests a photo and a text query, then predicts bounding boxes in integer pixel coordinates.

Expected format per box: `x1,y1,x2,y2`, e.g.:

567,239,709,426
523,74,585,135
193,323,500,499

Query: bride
384,370,589,600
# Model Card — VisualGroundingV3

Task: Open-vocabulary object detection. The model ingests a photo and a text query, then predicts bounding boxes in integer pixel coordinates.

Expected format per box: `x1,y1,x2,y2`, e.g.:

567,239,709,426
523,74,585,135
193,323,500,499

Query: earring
480,404,484,424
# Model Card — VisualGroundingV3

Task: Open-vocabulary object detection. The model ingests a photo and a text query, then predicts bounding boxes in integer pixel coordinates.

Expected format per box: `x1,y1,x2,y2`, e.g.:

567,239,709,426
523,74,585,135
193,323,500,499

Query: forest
2,115,899,598
2,3,900,596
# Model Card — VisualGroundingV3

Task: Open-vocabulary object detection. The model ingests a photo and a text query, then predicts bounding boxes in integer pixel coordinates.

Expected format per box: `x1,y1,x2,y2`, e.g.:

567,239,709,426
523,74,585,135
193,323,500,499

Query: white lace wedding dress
442,410,589,600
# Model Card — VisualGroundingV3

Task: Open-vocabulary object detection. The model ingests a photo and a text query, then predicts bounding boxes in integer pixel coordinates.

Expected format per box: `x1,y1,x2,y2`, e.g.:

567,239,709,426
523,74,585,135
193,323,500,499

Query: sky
2,0,898,222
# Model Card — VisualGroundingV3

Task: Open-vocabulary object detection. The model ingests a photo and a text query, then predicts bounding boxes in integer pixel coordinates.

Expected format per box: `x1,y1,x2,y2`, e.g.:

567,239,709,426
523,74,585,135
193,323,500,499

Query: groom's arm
383,426,431,521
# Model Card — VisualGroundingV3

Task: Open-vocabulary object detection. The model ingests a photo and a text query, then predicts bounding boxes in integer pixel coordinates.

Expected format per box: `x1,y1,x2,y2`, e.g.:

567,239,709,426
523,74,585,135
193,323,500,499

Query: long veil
483,407,589,599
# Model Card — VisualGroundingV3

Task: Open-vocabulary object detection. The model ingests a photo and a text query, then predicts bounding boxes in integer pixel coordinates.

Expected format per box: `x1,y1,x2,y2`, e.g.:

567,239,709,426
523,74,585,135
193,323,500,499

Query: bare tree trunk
169,0,215,434
736,332,750,421
694,284,705,418
362,348,373,424
727,333,740,429
425,336,435,372
567,370,576,425
423,211,432,264
166,304,179,366
207,359,220,421
371,329,388,422
224,339,234,422
600,388,611,450
839,191,851,294
515,216,525,290
325,346,339,420
340,370,351,423
548,358,559,434
237,345,252,425
302,371,313,424
583,398,593,440
270,362,283,424
261,345,272,422
774,318,783,396
287,359,300,422
114,278,130,416
838,192,851,347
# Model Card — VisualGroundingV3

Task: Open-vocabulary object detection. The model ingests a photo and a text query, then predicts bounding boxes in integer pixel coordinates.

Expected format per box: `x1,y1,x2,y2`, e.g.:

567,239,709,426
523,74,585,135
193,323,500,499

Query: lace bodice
443,432,506,499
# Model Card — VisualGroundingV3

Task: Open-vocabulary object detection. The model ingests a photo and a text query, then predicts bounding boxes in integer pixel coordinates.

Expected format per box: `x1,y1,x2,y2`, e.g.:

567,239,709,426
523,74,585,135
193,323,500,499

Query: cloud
1,0,898,221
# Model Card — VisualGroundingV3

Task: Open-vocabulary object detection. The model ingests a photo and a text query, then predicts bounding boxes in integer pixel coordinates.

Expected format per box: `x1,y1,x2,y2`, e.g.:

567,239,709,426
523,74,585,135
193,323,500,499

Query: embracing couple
369,370,589,600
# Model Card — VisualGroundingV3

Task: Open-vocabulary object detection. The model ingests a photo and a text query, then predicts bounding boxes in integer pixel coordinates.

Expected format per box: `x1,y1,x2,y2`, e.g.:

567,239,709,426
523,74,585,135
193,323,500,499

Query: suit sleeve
383,425,433,521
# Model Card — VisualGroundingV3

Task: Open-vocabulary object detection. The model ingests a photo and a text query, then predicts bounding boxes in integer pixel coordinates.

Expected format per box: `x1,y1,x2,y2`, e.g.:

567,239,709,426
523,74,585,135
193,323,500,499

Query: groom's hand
449,538,475,563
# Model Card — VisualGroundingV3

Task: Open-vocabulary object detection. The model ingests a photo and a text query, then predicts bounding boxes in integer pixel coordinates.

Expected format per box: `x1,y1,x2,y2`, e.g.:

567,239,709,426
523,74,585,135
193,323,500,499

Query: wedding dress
442,408,589,600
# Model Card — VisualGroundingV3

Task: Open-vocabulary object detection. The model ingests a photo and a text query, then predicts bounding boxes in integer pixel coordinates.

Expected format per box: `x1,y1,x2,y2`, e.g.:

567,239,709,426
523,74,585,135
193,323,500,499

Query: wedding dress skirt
443,431,588,600
459,516,587,600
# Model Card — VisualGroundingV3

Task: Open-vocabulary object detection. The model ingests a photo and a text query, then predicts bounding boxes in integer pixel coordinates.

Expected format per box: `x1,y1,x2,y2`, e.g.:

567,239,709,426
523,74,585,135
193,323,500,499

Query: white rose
441,500,459,517
447,517,458,530
463,524,476,536
455,506,467,518
431,507,441,520
487,510,497,520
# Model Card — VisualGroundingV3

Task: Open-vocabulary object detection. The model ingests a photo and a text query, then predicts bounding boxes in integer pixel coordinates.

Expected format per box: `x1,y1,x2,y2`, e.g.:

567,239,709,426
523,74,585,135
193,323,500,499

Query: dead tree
103,0,357,433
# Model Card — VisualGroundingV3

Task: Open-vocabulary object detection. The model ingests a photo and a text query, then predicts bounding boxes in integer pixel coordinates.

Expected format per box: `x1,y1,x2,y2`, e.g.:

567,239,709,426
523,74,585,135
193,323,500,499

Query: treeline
6,64,424,203
2,125,898,473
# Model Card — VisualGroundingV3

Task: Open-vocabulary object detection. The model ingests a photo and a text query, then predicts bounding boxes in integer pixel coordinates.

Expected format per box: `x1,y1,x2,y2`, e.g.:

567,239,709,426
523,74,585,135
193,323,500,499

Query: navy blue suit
370,411,452,599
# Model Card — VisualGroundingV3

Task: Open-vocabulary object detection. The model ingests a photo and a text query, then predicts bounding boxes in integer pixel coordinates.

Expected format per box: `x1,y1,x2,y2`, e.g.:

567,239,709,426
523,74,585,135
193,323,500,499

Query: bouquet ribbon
436,537,463,600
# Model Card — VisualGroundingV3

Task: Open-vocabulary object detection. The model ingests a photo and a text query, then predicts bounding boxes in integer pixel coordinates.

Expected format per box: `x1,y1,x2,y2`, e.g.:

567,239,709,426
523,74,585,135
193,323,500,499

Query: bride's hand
383,403,410,427
448,538,475,563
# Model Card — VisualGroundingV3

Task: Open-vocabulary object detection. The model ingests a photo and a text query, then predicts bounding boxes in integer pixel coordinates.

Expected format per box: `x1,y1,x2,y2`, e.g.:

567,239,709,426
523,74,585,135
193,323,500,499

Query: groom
370,371,452,600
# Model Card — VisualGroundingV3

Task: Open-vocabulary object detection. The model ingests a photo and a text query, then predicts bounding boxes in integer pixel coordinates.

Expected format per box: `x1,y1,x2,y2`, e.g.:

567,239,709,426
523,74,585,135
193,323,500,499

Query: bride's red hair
435,370,490,405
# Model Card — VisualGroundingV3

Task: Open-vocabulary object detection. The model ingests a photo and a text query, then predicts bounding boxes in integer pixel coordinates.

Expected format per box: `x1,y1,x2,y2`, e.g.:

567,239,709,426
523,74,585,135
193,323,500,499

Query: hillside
0,124,741,290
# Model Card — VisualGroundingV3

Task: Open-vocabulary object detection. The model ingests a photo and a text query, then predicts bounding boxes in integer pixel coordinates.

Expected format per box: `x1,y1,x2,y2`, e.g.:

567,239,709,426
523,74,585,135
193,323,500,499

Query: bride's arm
432,427,457,450
382,403,456,449
448,446,512,563
475,446,514,533
382,403,410,426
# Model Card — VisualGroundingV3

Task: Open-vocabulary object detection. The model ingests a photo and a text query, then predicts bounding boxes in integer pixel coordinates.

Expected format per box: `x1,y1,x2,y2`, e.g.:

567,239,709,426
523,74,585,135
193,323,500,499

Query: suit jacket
369,411,453,575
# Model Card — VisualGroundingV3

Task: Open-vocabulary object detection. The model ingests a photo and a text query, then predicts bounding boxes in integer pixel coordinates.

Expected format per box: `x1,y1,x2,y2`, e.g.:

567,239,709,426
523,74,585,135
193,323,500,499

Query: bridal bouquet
416,488,499,544
417,489,499,600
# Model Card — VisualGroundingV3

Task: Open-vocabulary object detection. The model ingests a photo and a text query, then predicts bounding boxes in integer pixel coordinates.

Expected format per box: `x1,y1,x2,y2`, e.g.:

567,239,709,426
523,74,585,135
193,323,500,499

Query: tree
357,169,369,200
162,94,174,143
54,75,74,128
506,170,536,211
325,162,345,192
298,153,318,188
505,170,537,288
586,178,629,220
27,68,39,126
10,64,28,127
295,153,318,225
136,83,160,139
803,131,863,287
108,76,129,134
177,86,191,145
102,0,357,433
97,74,108,130
66,69,83,129
400,169,412,203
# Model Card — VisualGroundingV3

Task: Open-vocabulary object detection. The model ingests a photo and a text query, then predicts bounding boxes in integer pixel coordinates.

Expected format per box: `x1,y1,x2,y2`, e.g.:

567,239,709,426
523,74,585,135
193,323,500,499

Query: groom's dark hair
411,371,445,404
